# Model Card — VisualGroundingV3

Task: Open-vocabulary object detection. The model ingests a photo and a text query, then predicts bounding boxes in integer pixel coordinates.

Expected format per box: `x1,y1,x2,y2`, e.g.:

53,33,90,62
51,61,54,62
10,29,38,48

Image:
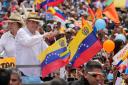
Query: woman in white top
0,13,23,57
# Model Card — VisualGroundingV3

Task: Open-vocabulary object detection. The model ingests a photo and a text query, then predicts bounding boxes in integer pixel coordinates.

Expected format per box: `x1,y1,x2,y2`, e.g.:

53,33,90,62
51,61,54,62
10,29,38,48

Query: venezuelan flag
69,21,102,68
48,7,66,20
54,9,66,20
38,37,70,77
40,0,64,8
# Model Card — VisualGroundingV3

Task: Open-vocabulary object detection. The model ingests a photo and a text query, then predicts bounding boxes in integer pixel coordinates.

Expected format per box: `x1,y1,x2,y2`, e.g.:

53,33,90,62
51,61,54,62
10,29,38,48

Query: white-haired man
15,12,48,76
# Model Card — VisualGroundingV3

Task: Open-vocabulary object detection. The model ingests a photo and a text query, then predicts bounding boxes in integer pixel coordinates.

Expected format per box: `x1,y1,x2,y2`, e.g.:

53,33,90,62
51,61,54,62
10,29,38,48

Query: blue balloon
107,73,113,80
115,34,126,43
125,68,128,75
95,19,106,31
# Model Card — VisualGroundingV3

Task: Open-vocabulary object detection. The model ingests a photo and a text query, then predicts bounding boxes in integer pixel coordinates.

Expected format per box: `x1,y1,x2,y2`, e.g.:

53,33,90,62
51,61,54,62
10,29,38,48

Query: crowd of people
0,0,128,85
0,61,107,85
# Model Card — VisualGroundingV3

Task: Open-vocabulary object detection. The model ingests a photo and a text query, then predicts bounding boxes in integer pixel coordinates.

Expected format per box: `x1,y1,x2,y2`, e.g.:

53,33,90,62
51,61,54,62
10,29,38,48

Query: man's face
86,68,105,85
10,74,21,85
26,20,39,30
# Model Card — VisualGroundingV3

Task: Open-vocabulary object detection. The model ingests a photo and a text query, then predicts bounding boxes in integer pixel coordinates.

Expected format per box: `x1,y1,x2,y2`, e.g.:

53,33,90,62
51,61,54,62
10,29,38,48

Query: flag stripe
73,40,102,67
40,0,64,7
40,0,54,7
47,0,64,6
42,59,68,77
55,13,65,20
55,9,66,20
117,60,123,66
41,47,67,67
71,32,99,64
61,52,70,60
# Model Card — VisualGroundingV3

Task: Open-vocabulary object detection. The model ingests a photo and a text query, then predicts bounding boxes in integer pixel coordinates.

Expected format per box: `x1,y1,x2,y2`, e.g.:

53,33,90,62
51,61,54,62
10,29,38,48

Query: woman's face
10,74,21,85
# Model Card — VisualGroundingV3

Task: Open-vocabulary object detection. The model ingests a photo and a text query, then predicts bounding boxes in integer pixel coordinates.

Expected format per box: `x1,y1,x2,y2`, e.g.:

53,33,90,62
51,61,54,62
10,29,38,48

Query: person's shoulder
70,79,81,85
1,31,11,39
17,27,27,34
70,77,90,85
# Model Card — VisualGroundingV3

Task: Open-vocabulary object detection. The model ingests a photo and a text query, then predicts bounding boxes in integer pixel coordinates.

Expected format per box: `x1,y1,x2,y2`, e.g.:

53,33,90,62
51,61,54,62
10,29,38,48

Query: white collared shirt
0,31,16,57
15,27,48,76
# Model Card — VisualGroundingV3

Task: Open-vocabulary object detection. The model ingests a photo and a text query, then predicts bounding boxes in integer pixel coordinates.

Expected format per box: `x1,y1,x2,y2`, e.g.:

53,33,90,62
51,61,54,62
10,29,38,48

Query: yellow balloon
103,40,115,53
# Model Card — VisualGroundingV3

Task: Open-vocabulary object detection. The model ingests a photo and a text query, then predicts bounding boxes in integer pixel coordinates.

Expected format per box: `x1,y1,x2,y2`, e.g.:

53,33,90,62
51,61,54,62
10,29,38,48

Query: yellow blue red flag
47,7,66,20
40,0,64,8
38,37,70,77
68,21,102,68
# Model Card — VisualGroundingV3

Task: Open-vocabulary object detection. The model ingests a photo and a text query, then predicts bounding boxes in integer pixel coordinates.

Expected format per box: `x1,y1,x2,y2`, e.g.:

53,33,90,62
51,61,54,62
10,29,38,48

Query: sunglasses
88,72,104,77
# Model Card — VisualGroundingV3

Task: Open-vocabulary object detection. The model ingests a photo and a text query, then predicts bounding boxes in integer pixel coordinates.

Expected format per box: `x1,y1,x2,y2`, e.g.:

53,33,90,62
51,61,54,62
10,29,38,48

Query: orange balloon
103,40,115,53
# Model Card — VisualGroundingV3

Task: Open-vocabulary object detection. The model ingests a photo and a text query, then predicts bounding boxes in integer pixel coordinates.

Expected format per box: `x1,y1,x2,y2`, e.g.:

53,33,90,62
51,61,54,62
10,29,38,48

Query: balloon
115,34,126,43
107,73,113,80
95,19,106,31
103,40,115,53
125,67,128,74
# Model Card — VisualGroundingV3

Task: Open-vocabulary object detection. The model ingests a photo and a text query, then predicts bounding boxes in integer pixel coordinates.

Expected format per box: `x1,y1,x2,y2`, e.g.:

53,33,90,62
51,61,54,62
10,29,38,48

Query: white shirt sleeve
41,39,48,50
16,28,46,47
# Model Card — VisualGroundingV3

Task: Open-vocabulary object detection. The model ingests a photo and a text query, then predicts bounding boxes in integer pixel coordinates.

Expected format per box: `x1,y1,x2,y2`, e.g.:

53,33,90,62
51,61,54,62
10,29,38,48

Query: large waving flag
103,3,120,23
95,8,103,19
38,37,70,77
82,17,87,28
88,7,95,22
40,0,64,8
68,20,102,68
